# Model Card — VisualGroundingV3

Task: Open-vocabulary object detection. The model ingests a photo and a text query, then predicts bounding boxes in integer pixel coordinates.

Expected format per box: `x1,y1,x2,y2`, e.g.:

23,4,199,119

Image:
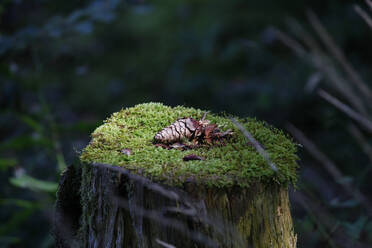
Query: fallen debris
154,114,233,150
183,154,205,161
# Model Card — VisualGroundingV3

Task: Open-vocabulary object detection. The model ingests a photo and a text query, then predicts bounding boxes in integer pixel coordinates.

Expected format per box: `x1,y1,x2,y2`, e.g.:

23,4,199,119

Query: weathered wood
55,162,296,248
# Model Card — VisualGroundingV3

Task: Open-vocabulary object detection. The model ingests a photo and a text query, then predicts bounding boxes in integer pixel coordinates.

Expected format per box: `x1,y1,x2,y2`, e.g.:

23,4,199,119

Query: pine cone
154,118,202,144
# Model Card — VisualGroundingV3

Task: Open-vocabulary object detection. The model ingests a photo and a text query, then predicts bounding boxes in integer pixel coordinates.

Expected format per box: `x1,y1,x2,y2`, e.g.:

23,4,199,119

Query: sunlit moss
80,102,299,187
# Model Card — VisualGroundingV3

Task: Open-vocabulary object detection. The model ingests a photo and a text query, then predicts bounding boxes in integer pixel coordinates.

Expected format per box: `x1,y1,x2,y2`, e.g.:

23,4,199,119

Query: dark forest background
1,0,372,247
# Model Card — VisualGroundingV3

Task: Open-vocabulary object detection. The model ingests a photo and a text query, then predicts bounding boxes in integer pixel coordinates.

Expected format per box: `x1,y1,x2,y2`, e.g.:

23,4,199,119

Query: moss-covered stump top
80,103,298,187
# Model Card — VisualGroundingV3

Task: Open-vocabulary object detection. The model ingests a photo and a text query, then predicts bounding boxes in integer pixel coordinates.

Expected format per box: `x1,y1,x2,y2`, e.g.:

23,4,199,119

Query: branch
274,28,307,58
292,190,371,248
230,118,278,172
155,239,176,248
348,124,372,167
366,0,372,11
277,23,367,115
354,4,372,29
318,89,372,134
307,10,372,100
286,123,372,216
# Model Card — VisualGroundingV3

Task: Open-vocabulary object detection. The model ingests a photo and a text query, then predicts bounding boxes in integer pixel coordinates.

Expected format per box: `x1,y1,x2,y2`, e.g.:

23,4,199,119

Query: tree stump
54,103,299,248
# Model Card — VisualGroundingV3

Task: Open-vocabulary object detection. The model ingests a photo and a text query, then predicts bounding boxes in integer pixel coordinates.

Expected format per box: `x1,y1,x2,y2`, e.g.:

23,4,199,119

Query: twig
307,10,372,101
156,239,177,248
286,123,372,217
286,18,323,53
288,15,367,115
292,190,337,248
305,71,323,93
277,23,367,115
274,28,307,57
348,124,372,166
318,89,372,134
366,0,372,11
201,111,209,121
286,124,343,180
230,118,278,172
354,4,372,29
292,189,371,248
313,58,368,115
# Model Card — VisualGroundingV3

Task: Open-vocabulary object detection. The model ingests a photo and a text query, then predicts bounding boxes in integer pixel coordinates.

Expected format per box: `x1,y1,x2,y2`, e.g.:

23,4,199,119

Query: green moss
80,102,299,187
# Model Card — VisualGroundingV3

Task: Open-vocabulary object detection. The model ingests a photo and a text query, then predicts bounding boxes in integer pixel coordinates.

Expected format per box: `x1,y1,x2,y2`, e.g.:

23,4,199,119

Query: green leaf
9,175,58,193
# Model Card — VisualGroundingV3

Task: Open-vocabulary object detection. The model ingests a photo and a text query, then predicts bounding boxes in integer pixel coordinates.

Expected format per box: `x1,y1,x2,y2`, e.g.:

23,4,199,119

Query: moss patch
80,103,299,187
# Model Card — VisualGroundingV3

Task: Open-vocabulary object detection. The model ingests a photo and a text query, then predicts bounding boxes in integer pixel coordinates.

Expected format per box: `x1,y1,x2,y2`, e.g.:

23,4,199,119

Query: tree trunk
55,162,297,248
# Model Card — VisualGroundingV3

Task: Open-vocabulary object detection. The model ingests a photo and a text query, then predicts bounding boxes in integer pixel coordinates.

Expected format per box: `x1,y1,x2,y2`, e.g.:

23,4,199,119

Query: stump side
66,163,296,248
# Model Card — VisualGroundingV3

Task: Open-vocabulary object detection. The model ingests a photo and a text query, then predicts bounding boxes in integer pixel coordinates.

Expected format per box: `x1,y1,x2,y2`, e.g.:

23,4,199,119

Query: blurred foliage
0,0,371,247
10,174,58,193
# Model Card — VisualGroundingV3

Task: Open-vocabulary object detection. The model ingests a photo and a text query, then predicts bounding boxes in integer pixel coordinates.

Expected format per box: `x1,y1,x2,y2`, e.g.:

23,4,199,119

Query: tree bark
55,162,297,248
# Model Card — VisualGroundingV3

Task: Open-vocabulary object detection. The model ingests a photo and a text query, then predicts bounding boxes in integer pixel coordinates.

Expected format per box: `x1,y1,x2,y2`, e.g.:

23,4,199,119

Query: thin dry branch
313,58,368,115
318,89,372,134
156,239,176,248
286,18,323,53
366,0,372,11
292,190,337,248
292,190,371,248
286,123,372,217
230,118,278,172
348,124,372,166
354,4,372,29
307,10,372,101
277,23,367,115
274,28,307,57
305,71,323,93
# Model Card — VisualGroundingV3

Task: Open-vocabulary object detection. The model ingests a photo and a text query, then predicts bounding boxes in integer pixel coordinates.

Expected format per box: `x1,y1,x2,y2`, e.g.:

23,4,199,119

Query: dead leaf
155,143,170,149
183,154,205,161
204,124,218,143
